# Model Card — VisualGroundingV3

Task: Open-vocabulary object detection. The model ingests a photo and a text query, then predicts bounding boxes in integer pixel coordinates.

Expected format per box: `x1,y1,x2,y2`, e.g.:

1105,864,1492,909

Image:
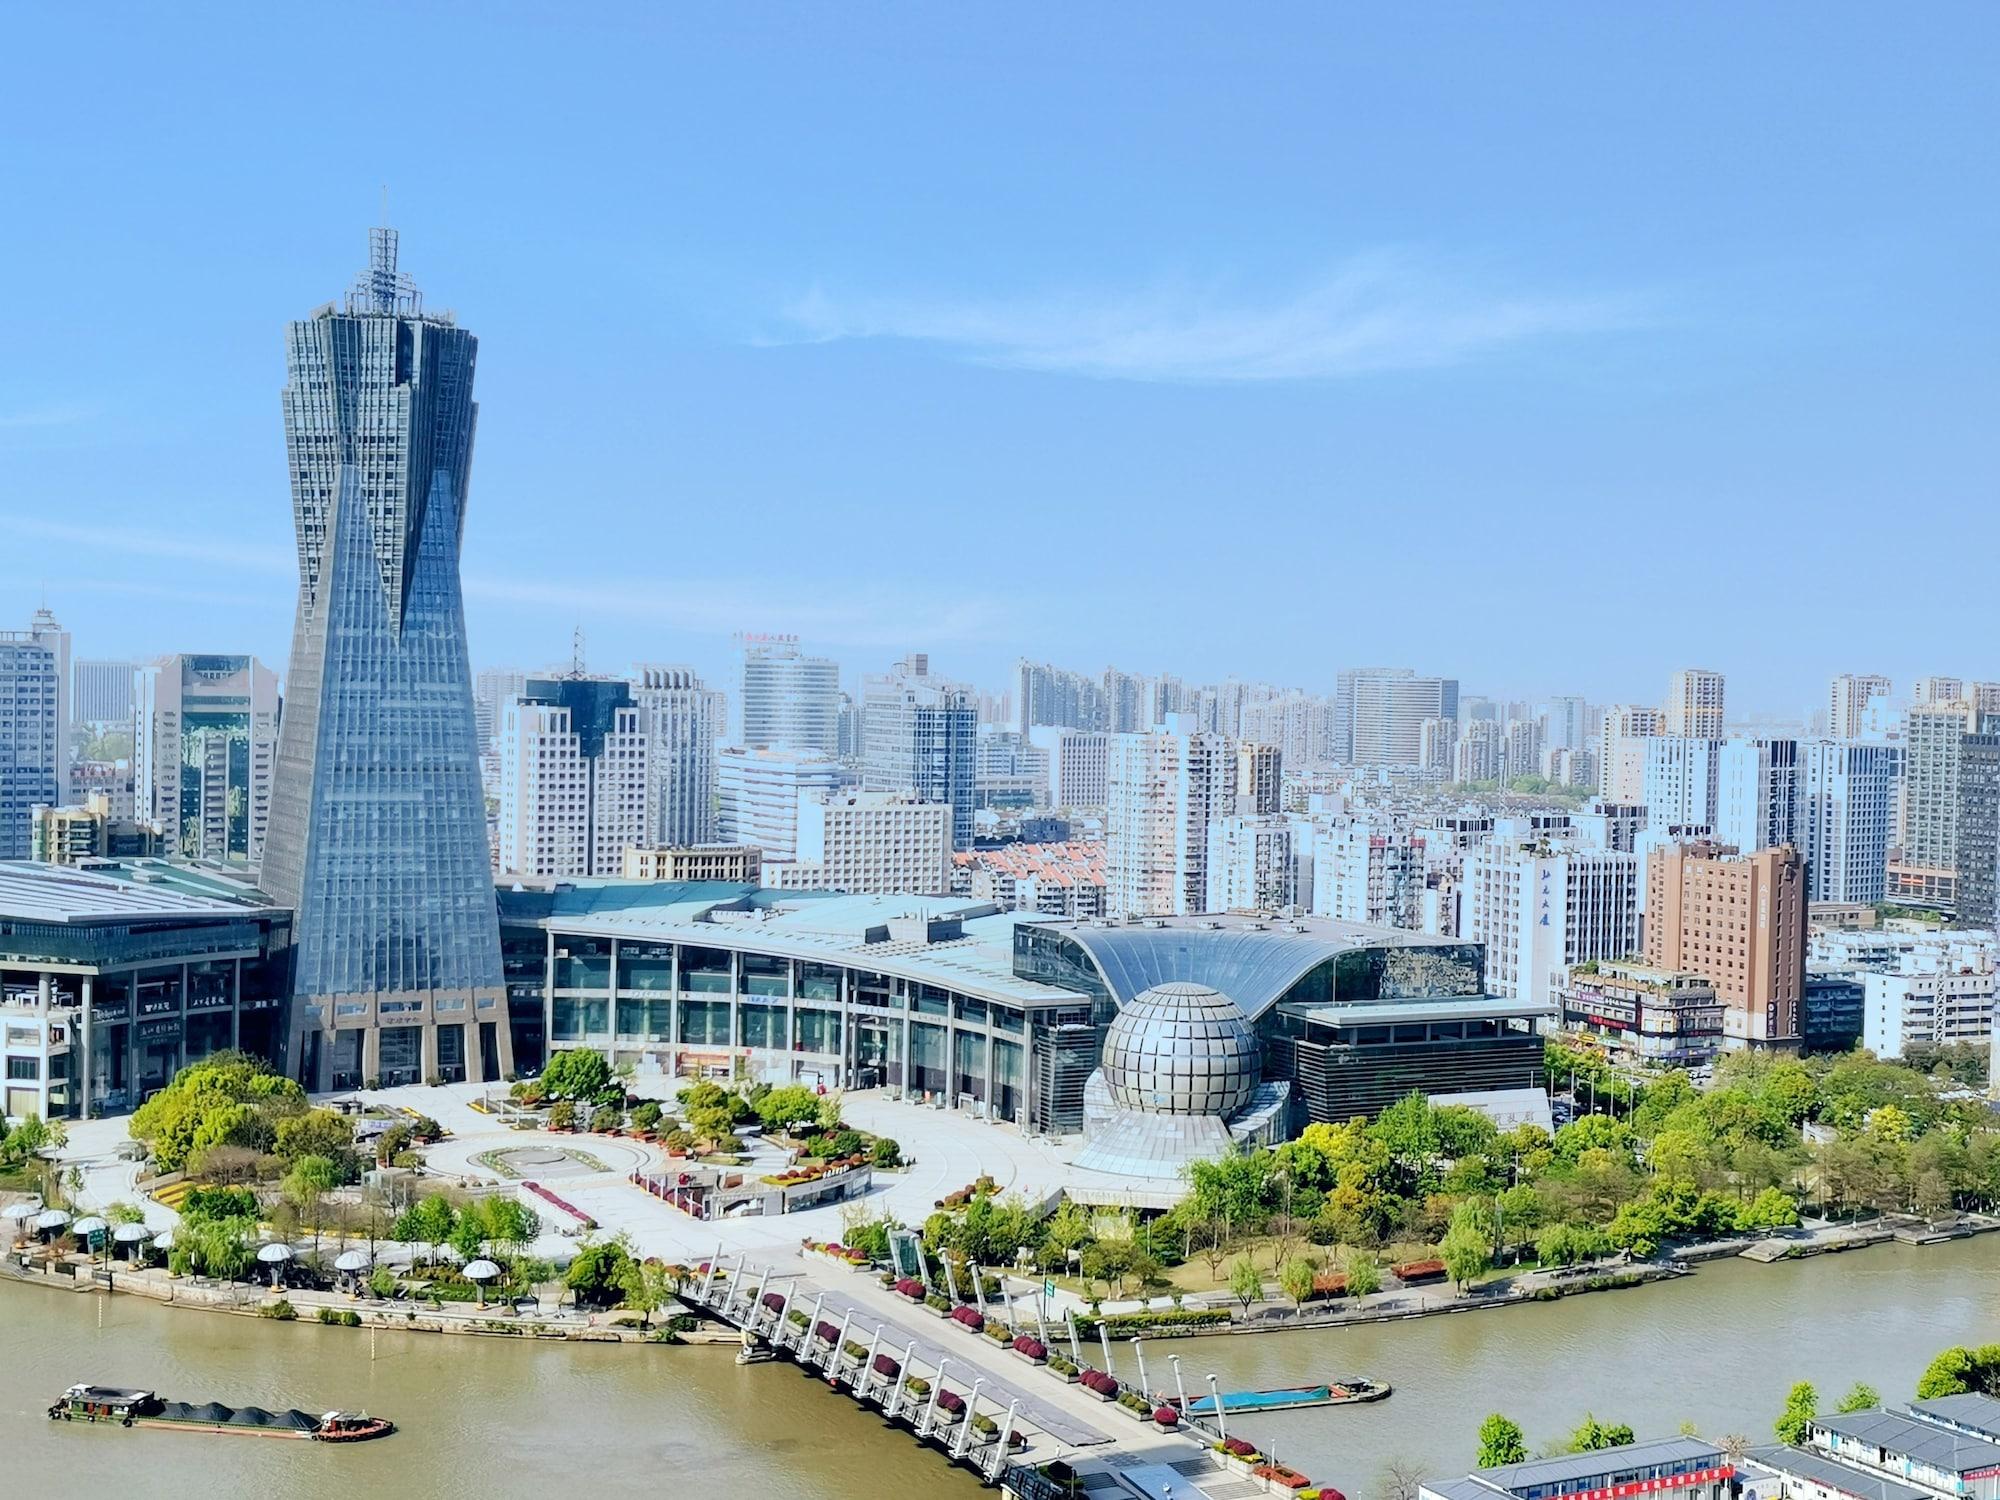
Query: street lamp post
1168,1354,1188,1414
833,1309,856,1381
1132,1338,1150,1403
864,1325,885,1401
808,1292,828,1365
1208,1374,1227,1447
989,1399,1021,1481
887,1338,918,1419
699,1240,724,1302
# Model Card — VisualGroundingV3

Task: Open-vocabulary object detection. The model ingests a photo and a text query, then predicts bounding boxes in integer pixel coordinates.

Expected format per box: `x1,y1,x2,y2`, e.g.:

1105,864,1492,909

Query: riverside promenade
684,1245,1296,1500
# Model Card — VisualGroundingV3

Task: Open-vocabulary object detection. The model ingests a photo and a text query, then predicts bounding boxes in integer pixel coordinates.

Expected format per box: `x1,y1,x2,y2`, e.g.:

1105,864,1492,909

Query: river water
7,1238,1997,1499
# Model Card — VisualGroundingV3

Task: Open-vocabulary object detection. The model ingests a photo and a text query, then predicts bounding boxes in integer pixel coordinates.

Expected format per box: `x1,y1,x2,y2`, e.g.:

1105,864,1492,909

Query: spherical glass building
1100,982,1259,1117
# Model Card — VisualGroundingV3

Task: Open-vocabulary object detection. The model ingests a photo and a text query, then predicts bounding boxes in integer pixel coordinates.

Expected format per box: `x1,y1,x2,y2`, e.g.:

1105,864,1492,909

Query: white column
864,1325,885,1400
987,1399,1020,1481
951,1378,986,1459
921,1358,950,1439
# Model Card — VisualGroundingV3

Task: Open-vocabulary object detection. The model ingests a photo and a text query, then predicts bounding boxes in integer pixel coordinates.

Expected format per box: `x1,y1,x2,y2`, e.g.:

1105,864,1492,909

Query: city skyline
3,8,1997,711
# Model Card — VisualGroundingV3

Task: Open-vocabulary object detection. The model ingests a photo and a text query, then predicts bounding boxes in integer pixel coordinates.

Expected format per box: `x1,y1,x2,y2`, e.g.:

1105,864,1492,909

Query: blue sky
2,5,1995,715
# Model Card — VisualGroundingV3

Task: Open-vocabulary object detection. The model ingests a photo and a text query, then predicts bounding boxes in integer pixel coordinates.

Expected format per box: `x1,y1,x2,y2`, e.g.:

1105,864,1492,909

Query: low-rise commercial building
30,795,161,865
767,792,952,896
0,860,290,1119
1557,960,1724,1068
1421,1436,1733,1500
621,844,764,883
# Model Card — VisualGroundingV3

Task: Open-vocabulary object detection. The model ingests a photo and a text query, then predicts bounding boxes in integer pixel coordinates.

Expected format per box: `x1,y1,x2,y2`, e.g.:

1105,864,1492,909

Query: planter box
1045,1368,1078,1384
1080,1388,1116,1403
1009,1349,1046,1365
922,1304,953,1319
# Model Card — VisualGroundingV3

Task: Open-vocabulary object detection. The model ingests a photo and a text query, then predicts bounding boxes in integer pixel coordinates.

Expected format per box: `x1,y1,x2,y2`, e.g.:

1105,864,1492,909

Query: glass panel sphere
1101,982,1258,1118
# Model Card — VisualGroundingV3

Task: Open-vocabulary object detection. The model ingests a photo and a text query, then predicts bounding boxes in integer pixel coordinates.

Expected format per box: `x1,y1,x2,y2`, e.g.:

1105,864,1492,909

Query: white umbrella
334,1250,371,1272
33,1209,71,1232
112,1223,151,1244
151,1229,176,1251
1,1200,44,1223
463,1258,502,1307
256,1243,294,1264
72,1216,109,1236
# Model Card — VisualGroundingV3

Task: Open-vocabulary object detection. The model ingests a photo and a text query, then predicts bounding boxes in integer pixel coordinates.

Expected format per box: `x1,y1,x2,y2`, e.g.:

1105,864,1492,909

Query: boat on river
1173,1377,1390,1415
47,1385,394,1442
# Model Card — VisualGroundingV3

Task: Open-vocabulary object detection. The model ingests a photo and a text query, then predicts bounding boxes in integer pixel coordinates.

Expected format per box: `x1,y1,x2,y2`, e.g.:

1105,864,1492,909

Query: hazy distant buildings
1956,728,2000,931
1105,721,1234,916
472,666,527,754
1345,670,1458,766
264,228,509,1088
861,653,977,849
1310,819,1425,928
1014,659,1107,733
1454,719,1503,782
632,663,722,846
1599,704,1665,803
134,653,281,865
31,793,160,864
952,840,1107,918
1828,673,1892,741
740,635,841,754
1665,668,1726,738
72,658,139,725
1029,726,1111,808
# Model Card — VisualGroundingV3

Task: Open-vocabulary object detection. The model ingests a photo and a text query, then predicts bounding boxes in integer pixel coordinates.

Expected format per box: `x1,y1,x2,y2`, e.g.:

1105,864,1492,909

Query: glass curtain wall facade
264,229,508,1089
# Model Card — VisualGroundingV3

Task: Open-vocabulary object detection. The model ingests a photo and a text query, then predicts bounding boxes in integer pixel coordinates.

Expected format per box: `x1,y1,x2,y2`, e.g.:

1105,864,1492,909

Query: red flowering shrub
895,1278,925,1300
1153,1406,1179,1425
937,1389,966,1415
1012,1335,1047,1359
1223,1437,1258,1458
950,1306,984,1331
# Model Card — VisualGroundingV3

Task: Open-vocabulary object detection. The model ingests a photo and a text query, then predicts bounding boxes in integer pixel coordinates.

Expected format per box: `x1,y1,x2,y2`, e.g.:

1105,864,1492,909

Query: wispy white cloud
0,400,100,430
771,251,1643,383
4,517,293,573
463,573,1021,649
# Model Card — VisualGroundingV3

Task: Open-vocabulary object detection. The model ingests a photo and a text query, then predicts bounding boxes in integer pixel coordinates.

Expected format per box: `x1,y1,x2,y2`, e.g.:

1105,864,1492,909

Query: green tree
1569,1414,1636,1452
1775,1381,1818,1444
1836,1382,1880,1414
1279,1253,1318,1312
392,1192,458,1263
1228,1254,1263,1313
688,1105,736,1151
546,1099,578,1131
618,1257,676,1329
1476,1413,1528,1467
566,1236,635,1308
1441,1202,1493,1291
448,1209,488,1264
1916,1345,2000,1399
273,1109,358,1175
1741,1187,1802,1231
754,1083,823,1132
541,1050,612,1102
1343,1251,1382,1298
281,1154,340,1261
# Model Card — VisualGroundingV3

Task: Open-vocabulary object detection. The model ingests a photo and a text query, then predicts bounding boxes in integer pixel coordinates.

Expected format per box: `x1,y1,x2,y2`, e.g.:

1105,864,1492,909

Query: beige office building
1644,839,1805,1046
1664,669,1726,739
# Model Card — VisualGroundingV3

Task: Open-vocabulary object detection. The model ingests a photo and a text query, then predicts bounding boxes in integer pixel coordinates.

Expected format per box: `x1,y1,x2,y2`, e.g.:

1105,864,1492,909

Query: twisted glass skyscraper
264,228,509,1089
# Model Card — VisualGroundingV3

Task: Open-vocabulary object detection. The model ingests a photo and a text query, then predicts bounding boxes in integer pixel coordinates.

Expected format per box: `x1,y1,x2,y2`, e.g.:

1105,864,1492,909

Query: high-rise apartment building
1309,818,1426,928
1902,701,1978,874
1599,704,1665,804
1715,738,1801,856
1542,695,1589,753
1205,814,1298,912
1105,721,1235,917
496,676,654,879
740,635,841,754
1504,718,1544,782
264,228,509,1089
1800,741,1901,904
0,629,61,860
632,663,722,846
861,653,977,849
1455,719,1503,782
1419,717,1457,777
715,744,844,861
1955,729,2000,931
1462,839,1641,1005
1665,668,1726,738
1102,668,1149,735
1029,726,1111,808
134,654,282,865
1643,736,1723,829
28,607,71,797
72,659,139,725
1644,840,1805,1046
1828,674,1893,740
1912,676,1965,708
770,791,952,896
1347,671,1458,767
1236,741,1283,815
1014,659,1107,734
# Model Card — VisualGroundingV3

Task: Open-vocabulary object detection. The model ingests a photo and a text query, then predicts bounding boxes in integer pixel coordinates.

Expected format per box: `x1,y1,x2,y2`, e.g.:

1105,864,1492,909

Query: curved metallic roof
1060,923,1353,1021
